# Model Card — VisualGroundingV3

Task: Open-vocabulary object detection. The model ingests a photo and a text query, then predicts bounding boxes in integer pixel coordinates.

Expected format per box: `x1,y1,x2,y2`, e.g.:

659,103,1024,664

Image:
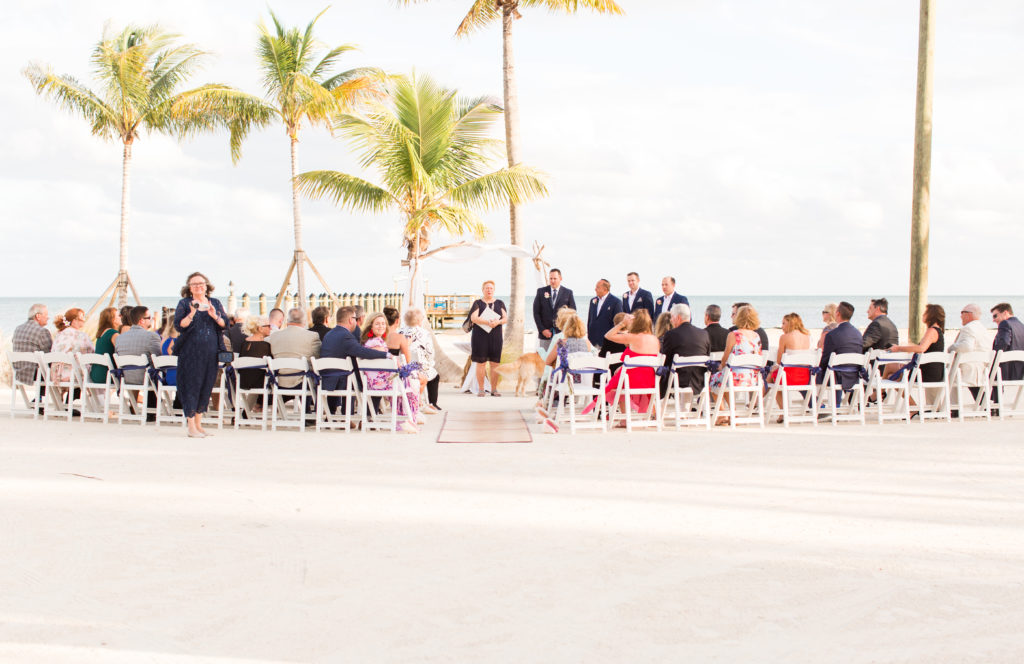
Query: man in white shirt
654,276,689,315
949,303,990,389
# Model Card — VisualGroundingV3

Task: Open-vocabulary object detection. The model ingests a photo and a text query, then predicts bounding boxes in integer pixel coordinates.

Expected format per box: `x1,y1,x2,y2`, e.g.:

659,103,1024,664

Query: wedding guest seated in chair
710,305,763,426
581,310,659,425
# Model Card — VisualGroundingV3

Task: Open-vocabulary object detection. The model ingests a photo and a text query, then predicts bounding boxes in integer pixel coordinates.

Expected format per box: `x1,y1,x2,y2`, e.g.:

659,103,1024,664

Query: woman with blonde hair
90,306,121,385
543,310,591,369
768,313,812,420
817,302,838,350
654,312,673,344
400,308,441,412
709,305,763,425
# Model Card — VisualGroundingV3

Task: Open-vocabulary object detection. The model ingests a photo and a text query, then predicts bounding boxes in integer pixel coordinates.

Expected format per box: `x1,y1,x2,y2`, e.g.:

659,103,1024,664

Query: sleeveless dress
469,299,506,363
90,328,117,384
364,336,420,426
603,347,657,411
919,325,945,383
710,331,763,391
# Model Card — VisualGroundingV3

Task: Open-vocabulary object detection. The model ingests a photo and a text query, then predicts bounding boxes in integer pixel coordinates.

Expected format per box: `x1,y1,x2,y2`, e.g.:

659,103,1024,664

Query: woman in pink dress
362,312,419,434
709,305,763,426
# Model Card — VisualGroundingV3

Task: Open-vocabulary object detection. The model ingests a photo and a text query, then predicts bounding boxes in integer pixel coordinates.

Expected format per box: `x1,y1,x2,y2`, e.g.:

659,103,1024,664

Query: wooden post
909,0,934,343
258,293,267,316
241,292,250,311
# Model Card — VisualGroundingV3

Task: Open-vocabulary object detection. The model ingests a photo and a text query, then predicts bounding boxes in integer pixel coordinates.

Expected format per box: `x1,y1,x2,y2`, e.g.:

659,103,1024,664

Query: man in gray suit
268,308,321,388
114,306,161,385
862,297,898,352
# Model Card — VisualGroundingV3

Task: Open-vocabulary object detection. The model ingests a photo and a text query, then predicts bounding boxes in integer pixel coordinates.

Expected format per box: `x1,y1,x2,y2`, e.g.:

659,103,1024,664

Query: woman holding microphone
174,271,228,438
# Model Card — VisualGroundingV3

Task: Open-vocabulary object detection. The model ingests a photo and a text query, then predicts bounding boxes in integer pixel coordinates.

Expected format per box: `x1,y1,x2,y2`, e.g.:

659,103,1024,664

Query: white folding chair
609,355,662,432
949,350,992,421
112,353,152,425
553,354,609,434
662,355,712,430
990,350,1024,419
910,352,952,422
863,350,914,425
357,357,411,433
148,355,184,428
711,353,767,429
765,350,819,427
7,350,43,419
76,352,115,424
38,351,77,423
311,357,359,432
817,353,867,426
206,358,234,430
231,356,269,430
268,356,311,431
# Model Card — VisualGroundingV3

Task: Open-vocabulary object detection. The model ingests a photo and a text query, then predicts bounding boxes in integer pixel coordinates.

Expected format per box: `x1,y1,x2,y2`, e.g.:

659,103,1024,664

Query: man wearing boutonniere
533,268,576,351
587,278,622,347
622,272,655,322
654,276,689,316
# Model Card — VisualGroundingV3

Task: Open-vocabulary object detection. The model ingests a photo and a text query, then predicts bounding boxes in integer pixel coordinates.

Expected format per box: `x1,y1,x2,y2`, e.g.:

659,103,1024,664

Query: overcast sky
2,1,1022,300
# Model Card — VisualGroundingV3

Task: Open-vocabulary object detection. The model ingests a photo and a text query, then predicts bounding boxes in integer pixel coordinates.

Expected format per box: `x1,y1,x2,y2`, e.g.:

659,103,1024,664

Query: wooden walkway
436,410,533,444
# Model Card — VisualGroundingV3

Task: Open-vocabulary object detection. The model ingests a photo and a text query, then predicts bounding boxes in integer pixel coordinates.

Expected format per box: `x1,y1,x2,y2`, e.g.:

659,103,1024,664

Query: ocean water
2,294,1022,341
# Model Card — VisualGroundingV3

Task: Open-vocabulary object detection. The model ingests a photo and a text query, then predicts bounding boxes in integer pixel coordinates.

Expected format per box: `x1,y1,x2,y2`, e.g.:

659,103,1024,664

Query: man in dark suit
659,303,711,398
309,306,331,341
703,304,729,353
819,301,864,392
654,276,689,317
622,272,655,322
587,278,622,347
728,302,770,352
991,302,1024,382
533,268,576,351
321,306,389,412
862,297,898,351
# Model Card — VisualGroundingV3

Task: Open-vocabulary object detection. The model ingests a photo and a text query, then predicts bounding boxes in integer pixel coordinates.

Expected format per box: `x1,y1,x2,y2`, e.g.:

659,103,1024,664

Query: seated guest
538,307,579,393
267,308,321,389
12,303,52,386
884,305,946,408
597,312,629,383
543,310,592,374
863,297,898,351
321,306,389,414
159,313,180,386
90,307,120,385
817,302,838,350
226,307,250,353
703,304,728,353
727,302,769,351
710,305,763,425
118,305,134,334
659,303,711,398
268,307,285,332
581,310,659,423
115,306,161,385
654,276,689,316
991,302,1024,383
817,301,863,392
948,304,989,389
653,312,673,344
400,308,441,412
587,278,622,348
51,307,95,385
384,306,424,423
309,306,331,341
768,313,812,420
362,312,419,433
238,315,272,392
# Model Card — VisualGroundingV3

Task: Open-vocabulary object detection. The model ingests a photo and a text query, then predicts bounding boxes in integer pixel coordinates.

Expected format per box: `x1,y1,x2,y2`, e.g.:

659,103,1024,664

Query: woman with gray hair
400,308,440,412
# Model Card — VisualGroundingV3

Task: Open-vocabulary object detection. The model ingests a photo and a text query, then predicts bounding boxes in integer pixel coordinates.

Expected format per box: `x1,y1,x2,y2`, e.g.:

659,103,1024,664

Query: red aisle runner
436,410,533,444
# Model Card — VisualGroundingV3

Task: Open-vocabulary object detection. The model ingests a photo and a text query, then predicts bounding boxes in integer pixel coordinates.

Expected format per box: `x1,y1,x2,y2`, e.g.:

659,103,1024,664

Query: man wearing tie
654,276,689,316
587,279,622,347
622,272,655,321
533,268,576,351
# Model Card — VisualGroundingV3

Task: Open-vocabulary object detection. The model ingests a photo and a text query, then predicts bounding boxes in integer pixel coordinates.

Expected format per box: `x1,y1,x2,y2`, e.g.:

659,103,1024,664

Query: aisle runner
436,410,533,444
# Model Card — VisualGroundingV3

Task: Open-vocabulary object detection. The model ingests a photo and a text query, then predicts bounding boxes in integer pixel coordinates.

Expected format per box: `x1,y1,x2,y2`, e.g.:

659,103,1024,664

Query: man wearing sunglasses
991,303,1024,383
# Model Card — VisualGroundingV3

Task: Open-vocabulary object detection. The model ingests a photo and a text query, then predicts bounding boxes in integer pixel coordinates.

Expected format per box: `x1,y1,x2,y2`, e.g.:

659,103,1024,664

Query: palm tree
295,73,548,373
253,8,384,311
909,0,934,342
402,0,624,356
24,24,272,314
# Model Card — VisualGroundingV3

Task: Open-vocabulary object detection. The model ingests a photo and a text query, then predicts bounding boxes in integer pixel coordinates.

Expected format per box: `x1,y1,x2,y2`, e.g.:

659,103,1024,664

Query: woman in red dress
581,310,659,422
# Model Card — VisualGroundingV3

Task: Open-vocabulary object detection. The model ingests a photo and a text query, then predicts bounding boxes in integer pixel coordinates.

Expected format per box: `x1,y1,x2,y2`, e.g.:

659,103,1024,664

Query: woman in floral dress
362,312,419,434
709,305,763,426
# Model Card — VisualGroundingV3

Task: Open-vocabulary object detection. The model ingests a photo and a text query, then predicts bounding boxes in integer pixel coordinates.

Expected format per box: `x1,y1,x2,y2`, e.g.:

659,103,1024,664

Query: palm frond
310,44,359,81
447,164,549,210
23,64,121,140
456,0,502,36
154,85,275,162
523,0,625,15
295,169,396,213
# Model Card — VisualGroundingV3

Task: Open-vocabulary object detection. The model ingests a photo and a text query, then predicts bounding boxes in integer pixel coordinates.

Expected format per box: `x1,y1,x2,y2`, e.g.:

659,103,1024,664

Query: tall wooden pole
909,0,934,343
501,1,526,359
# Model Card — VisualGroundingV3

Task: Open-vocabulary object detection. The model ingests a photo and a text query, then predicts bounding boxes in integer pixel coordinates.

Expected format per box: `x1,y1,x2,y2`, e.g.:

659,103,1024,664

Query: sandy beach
2,382,1024,663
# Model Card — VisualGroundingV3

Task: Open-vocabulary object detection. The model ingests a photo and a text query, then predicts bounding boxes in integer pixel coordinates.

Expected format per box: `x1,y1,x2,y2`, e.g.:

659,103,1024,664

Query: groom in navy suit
588,279,622,347
622,272,655,321
533,268,576,350
654,276,689,317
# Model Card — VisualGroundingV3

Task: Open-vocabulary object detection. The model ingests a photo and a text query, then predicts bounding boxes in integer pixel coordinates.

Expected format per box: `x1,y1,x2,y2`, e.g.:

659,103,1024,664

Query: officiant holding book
470,280,508,397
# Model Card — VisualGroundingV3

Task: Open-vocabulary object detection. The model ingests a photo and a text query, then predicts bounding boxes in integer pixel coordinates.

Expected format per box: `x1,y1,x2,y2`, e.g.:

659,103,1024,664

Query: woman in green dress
90,307,121,384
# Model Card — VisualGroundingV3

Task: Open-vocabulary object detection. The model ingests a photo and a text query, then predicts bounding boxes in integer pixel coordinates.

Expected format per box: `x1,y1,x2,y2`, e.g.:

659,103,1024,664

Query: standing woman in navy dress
470,280,508,397
174,272,227,438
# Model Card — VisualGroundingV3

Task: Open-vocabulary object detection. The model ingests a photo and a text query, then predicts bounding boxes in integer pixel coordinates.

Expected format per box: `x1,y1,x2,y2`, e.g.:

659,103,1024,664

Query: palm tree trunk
290,134,308,310
117,140,132,308
501,3,526,360
909,0,934,343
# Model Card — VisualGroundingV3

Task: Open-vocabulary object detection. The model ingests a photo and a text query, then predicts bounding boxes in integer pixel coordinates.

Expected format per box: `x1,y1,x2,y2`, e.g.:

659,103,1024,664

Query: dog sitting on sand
493,352,545,397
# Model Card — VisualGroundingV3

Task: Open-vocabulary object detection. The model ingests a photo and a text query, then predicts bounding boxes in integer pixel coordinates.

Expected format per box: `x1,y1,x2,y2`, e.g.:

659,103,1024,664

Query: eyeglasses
142,316,152,320
188,282,206,287
993,314,999,320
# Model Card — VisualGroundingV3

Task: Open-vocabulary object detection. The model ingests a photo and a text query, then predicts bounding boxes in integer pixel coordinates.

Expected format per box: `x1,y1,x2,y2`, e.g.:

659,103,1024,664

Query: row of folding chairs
539,348,1024,434
6,350,416,434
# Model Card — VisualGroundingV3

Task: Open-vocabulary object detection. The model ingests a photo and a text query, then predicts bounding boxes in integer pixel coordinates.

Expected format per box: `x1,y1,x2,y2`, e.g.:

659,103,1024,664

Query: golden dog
493,352,545,397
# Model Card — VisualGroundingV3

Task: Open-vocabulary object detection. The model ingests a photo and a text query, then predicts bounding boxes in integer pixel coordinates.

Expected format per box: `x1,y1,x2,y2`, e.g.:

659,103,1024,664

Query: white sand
2,385,1024,663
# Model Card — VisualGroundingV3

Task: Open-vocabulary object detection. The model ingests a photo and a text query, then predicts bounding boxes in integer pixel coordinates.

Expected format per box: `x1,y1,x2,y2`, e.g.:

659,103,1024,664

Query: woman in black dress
470,280,508,397
884,304,946,407
174,271,228,438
